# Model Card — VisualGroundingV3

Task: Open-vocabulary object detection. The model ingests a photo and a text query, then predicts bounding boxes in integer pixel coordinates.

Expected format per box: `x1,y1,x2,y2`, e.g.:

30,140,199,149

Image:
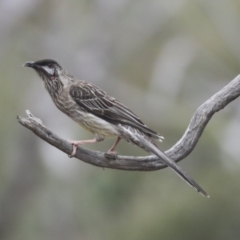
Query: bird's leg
107,137,121,153
68,134,104,157
105,137,121,160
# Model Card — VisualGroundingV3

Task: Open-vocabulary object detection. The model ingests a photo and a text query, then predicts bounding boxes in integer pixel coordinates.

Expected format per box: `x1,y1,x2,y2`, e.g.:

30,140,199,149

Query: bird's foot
104,151,118,160
67,138,99,157
68,140,81,158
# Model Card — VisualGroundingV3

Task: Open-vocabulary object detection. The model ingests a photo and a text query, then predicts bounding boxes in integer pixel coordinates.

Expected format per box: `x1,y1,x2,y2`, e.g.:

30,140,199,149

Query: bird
24,59,208,197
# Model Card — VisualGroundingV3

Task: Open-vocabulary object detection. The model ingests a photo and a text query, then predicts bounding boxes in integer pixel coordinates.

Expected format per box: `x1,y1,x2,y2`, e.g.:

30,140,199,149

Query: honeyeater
24,59,208,197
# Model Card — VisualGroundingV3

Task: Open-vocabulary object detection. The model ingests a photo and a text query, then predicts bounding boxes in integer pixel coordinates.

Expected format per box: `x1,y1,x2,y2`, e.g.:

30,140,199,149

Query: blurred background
1,0,240,239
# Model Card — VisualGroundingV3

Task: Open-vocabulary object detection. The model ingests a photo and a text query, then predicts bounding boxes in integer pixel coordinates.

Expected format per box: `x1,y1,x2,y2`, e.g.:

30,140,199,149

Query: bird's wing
69,83,161,139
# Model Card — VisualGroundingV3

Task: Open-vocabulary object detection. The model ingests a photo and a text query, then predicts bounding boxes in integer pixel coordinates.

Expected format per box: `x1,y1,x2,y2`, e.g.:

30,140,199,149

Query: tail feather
139,136,209,197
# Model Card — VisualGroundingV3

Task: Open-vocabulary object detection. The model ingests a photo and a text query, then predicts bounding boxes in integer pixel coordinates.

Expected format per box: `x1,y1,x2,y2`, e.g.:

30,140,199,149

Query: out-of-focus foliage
1,0,240,239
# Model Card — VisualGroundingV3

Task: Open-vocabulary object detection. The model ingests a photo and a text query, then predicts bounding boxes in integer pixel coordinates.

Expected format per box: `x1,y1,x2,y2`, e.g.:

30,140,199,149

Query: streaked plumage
24,59,208,197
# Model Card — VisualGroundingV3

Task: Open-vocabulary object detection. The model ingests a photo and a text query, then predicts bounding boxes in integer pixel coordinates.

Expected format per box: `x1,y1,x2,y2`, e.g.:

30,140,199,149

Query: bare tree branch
17,75,240,171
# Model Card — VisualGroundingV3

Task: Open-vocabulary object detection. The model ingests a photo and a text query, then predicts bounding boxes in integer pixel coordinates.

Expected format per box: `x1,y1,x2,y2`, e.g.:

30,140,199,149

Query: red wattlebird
24,59,208,197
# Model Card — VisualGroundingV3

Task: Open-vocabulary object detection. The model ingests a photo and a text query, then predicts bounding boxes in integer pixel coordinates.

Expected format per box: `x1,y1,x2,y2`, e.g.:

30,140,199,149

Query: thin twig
17,74,240,171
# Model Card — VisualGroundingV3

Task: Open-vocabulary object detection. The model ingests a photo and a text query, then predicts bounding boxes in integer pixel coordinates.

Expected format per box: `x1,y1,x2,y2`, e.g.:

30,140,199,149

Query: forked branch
17,75,240,171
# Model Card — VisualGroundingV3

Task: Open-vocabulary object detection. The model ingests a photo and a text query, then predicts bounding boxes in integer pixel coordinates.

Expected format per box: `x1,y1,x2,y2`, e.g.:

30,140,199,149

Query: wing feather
69,84,161,139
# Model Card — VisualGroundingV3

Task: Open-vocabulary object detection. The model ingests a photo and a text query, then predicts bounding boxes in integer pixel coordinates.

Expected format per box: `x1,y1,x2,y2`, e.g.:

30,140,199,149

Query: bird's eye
48,64,53,68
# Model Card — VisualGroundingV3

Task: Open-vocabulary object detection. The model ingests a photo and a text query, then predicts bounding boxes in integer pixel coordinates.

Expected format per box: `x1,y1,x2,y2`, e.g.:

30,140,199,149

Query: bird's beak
23,61,36,68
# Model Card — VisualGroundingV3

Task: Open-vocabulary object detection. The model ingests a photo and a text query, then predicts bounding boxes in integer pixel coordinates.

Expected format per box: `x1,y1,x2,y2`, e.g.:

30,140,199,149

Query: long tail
137,134,209,197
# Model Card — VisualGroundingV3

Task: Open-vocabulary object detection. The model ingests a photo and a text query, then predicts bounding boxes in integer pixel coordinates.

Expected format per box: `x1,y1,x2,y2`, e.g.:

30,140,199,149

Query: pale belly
74,112,119,137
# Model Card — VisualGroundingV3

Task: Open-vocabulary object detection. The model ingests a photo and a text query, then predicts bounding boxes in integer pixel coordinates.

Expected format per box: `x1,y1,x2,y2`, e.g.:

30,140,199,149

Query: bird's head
24,59,62,80
24,59,73,94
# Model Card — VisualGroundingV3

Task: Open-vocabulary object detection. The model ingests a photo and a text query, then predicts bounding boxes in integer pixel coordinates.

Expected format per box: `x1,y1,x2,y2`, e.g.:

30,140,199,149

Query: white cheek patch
42,66,54,75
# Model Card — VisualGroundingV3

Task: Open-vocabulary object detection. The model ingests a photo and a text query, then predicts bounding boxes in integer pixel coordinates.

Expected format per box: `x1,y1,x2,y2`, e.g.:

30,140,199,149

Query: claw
68,140,79,158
